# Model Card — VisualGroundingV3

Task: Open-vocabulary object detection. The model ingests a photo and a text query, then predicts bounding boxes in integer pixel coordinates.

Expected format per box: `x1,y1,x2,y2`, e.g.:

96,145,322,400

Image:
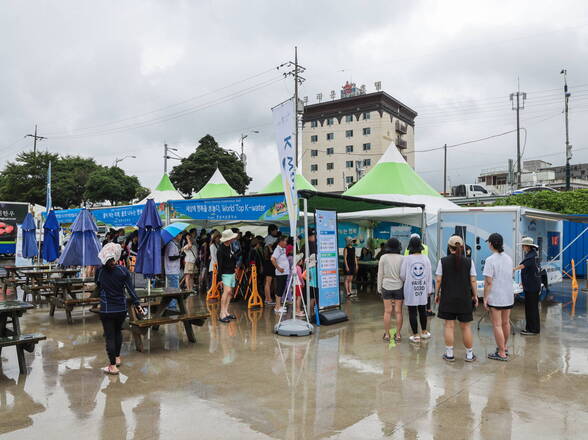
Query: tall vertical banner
46,161,52,213
272,98,298,236
315,209,341,308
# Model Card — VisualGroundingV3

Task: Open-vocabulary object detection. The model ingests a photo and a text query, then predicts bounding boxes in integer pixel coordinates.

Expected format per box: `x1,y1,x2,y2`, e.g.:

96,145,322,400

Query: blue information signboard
315,209,340,308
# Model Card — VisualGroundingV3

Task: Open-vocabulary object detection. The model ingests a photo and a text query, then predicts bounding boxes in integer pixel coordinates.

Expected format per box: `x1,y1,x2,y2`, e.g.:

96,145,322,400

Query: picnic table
129,288,209,352
20,268,80,304
0,301,46,374
1,265,50,295
47,277,97,324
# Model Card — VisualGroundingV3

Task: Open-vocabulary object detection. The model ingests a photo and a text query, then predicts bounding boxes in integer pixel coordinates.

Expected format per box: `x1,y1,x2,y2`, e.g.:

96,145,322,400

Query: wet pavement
1,285,587,439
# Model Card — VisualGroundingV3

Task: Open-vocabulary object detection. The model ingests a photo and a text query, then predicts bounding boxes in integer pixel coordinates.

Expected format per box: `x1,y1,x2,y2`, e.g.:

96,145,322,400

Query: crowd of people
377,232,543,363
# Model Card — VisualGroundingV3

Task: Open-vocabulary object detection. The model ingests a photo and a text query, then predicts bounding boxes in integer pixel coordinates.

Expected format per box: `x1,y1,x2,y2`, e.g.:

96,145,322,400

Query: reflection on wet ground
1,283,587,439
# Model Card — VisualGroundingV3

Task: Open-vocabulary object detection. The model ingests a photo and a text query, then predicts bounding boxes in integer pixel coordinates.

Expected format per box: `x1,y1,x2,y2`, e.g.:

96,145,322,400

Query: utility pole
25,125,47,156
562,69,572,191
510,82,526,189
279,47,306,167
164,143,168,174
443,143,447,195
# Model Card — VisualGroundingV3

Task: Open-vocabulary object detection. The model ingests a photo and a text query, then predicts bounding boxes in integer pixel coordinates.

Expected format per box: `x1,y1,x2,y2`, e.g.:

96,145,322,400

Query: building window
326,147,334,155
311,120,318,128
346,145,353,153
345,115,353,123
363,159,371,167
310,164,318,171
311,135,318,143
311,179,318,186
363,143,371,151
326,133,334,140
326,118,334,126
310,149,318,157
362,112,370,120
326,162,334,170
345,130,353,138
346,160,353,168
363,127,371,135
346,176,354,184
326,177,334,185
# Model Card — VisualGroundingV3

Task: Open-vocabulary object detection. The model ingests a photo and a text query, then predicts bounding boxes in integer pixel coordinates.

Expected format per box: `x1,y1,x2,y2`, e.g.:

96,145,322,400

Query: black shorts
438,311,473,323
382,288,404,301
344,264,356,276
263,261,274,278
275,275,288,297
489,304,514,310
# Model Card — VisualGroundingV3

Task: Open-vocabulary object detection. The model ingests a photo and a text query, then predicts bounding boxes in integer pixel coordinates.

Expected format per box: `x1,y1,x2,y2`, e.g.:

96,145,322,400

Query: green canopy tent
259,172,316,194
139,173,184,203
193,168,239,199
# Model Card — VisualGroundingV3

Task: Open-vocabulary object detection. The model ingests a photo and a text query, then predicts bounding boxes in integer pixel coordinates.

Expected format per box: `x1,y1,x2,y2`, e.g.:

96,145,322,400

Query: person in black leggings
96,243,142,375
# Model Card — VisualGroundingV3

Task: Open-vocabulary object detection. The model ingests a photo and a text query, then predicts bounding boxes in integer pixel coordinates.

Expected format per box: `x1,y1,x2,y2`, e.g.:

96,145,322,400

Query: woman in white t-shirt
208,231,221,288
483,233,514,362
377,238,404,342
400,236,433,343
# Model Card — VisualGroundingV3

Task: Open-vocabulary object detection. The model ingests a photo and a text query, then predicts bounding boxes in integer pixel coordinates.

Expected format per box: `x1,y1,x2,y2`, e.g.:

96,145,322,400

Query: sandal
394,333,401,343
102,366,119,375
227,314,236,320
382,333,390,341
488,352,508,362
218,316,231,323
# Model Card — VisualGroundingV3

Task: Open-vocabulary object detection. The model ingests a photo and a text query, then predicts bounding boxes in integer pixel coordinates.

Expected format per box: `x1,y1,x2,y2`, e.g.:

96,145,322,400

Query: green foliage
0,151,144,208
170,135,251,195
135,186,150,201
493,189,588,214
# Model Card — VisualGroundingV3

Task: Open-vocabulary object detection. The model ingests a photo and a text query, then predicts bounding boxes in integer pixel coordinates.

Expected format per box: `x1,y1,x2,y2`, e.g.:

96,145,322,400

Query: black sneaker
520,330,539,336
426,310,436,317
442,353,455,362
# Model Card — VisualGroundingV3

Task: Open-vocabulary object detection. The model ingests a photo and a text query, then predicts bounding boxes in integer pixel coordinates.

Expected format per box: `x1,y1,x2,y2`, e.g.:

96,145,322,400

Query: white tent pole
303,198,311,315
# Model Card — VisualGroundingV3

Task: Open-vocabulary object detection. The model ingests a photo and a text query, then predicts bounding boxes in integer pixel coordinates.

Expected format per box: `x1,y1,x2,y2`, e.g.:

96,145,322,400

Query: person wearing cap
435,235,478,362
483,232,515,361
217,229,238,323
514,237,541,335
271,235,290,313
95,243,142,375
343,237,358,297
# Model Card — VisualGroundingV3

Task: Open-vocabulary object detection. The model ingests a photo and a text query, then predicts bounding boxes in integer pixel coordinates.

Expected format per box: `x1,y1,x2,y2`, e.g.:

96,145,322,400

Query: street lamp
240,130,260,166
113,155,136,167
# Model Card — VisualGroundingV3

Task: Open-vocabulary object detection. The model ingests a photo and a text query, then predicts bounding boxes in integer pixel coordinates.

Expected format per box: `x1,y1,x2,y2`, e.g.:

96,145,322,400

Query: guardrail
447,195,506,206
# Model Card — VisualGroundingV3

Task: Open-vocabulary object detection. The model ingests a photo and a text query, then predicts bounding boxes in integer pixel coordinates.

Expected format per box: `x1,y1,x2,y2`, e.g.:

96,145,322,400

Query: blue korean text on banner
315,209,340,308
52,204,165,227
169,195,288,222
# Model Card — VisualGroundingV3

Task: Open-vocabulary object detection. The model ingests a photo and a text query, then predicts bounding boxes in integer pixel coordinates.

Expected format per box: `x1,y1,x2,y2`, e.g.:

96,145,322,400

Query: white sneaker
409,335,421,343
274,307,287,313
420,331,431,340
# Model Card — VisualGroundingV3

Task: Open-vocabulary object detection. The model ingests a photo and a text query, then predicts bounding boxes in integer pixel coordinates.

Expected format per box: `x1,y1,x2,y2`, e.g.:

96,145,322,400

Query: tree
135,186,150,202
493,189,588,214
53,156,101,207
85,166,143,206
0,151,58,205
170,135,251,195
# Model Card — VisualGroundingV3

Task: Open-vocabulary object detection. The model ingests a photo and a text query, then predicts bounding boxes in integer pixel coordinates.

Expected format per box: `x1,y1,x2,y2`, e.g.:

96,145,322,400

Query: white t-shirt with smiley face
400,254,433,306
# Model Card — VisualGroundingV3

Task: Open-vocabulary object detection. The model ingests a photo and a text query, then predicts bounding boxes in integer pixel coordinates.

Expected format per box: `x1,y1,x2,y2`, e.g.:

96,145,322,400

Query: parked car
511,186,559,195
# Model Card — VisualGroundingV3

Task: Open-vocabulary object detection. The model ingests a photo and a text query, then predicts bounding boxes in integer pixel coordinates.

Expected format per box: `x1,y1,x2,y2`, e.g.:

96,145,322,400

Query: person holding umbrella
217,229,238,323
96,243,142,375
514,237,542,335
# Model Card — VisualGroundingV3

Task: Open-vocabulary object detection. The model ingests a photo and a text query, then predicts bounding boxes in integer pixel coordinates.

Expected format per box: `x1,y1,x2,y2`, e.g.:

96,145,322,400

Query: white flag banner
272,98,298,234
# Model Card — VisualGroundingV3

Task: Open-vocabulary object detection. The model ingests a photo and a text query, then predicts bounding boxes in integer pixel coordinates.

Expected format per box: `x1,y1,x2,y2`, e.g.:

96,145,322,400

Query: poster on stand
315,209,340,308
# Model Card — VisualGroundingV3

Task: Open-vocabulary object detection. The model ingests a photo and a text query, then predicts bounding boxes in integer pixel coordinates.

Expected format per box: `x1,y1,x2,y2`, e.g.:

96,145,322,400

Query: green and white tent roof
259,172,316,194
193,168,238,199
139,173,184,203
343,143,458,213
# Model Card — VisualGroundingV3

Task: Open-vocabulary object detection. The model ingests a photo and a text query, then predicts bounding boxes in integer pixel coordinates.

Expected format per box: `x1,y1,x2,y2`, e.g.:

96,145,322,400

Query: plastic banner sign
169,195,288,222
53,203,166,227
315,209,340,308
0,203,28,254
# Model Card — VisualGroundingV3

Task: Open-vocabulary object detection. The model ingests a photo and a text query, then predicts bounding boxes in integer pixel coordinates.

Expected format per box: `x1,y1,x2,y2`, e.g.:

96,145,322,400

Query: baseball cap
448,235,464,248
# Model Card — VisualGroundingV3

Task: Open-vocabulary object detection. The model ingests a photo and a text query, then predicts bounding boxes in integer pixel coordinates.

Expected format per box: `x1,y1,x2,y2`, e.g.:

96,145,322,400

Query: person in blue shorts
217,229,238,323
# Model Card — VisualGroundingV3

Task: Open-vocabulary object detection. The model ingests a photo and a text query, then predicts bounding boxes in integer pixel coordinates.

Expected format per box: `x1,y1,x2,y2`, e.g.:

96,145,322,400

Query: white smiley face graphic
411,263,425,279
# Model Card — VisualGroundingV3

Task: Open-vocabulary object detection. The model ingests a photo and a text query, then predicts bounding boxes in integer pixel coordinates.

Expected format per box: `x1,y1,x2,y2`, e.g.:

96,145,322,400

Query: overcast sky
1,1,587,194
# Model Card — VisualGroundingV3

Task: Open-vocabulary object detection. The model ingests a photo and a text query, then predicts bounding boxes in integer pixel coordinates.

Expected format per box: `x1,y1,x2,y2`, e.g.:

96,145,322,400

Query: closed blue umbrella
58,209,101,266
42,210,61,262
135,199,163,278
21,212,38,259
160,222,191,246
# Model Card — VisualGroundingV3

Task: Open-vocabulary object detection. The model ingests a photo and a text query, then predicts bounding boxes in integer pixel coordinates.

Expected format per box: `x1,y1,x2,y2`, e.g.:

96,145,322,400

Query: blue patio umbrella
135,199,163,278
161,222,191,246
58,209,101,266
21,212,38,259
42,210,61,262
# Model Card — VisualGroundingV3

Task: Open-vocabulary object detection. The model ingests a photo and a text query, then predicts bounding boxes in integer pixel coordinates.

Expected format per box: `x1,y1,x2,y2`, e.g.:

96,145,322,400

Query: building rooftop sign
340,81,366,99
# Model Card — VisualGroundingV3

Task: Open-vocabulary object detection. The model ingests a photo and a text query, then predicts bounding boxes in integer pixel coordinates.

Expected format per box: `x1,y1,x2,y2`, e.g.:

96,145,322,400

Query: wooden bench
0,333,46,374
1,277,27,295
22,284,54,304
50,297,100,324
128,312,209,352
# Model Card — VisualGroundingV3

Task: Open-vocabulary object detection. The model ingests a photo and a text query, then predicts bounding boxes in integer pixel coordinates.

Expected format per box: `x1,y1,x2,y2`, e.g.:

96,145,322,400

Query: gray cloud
1,0,587,194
